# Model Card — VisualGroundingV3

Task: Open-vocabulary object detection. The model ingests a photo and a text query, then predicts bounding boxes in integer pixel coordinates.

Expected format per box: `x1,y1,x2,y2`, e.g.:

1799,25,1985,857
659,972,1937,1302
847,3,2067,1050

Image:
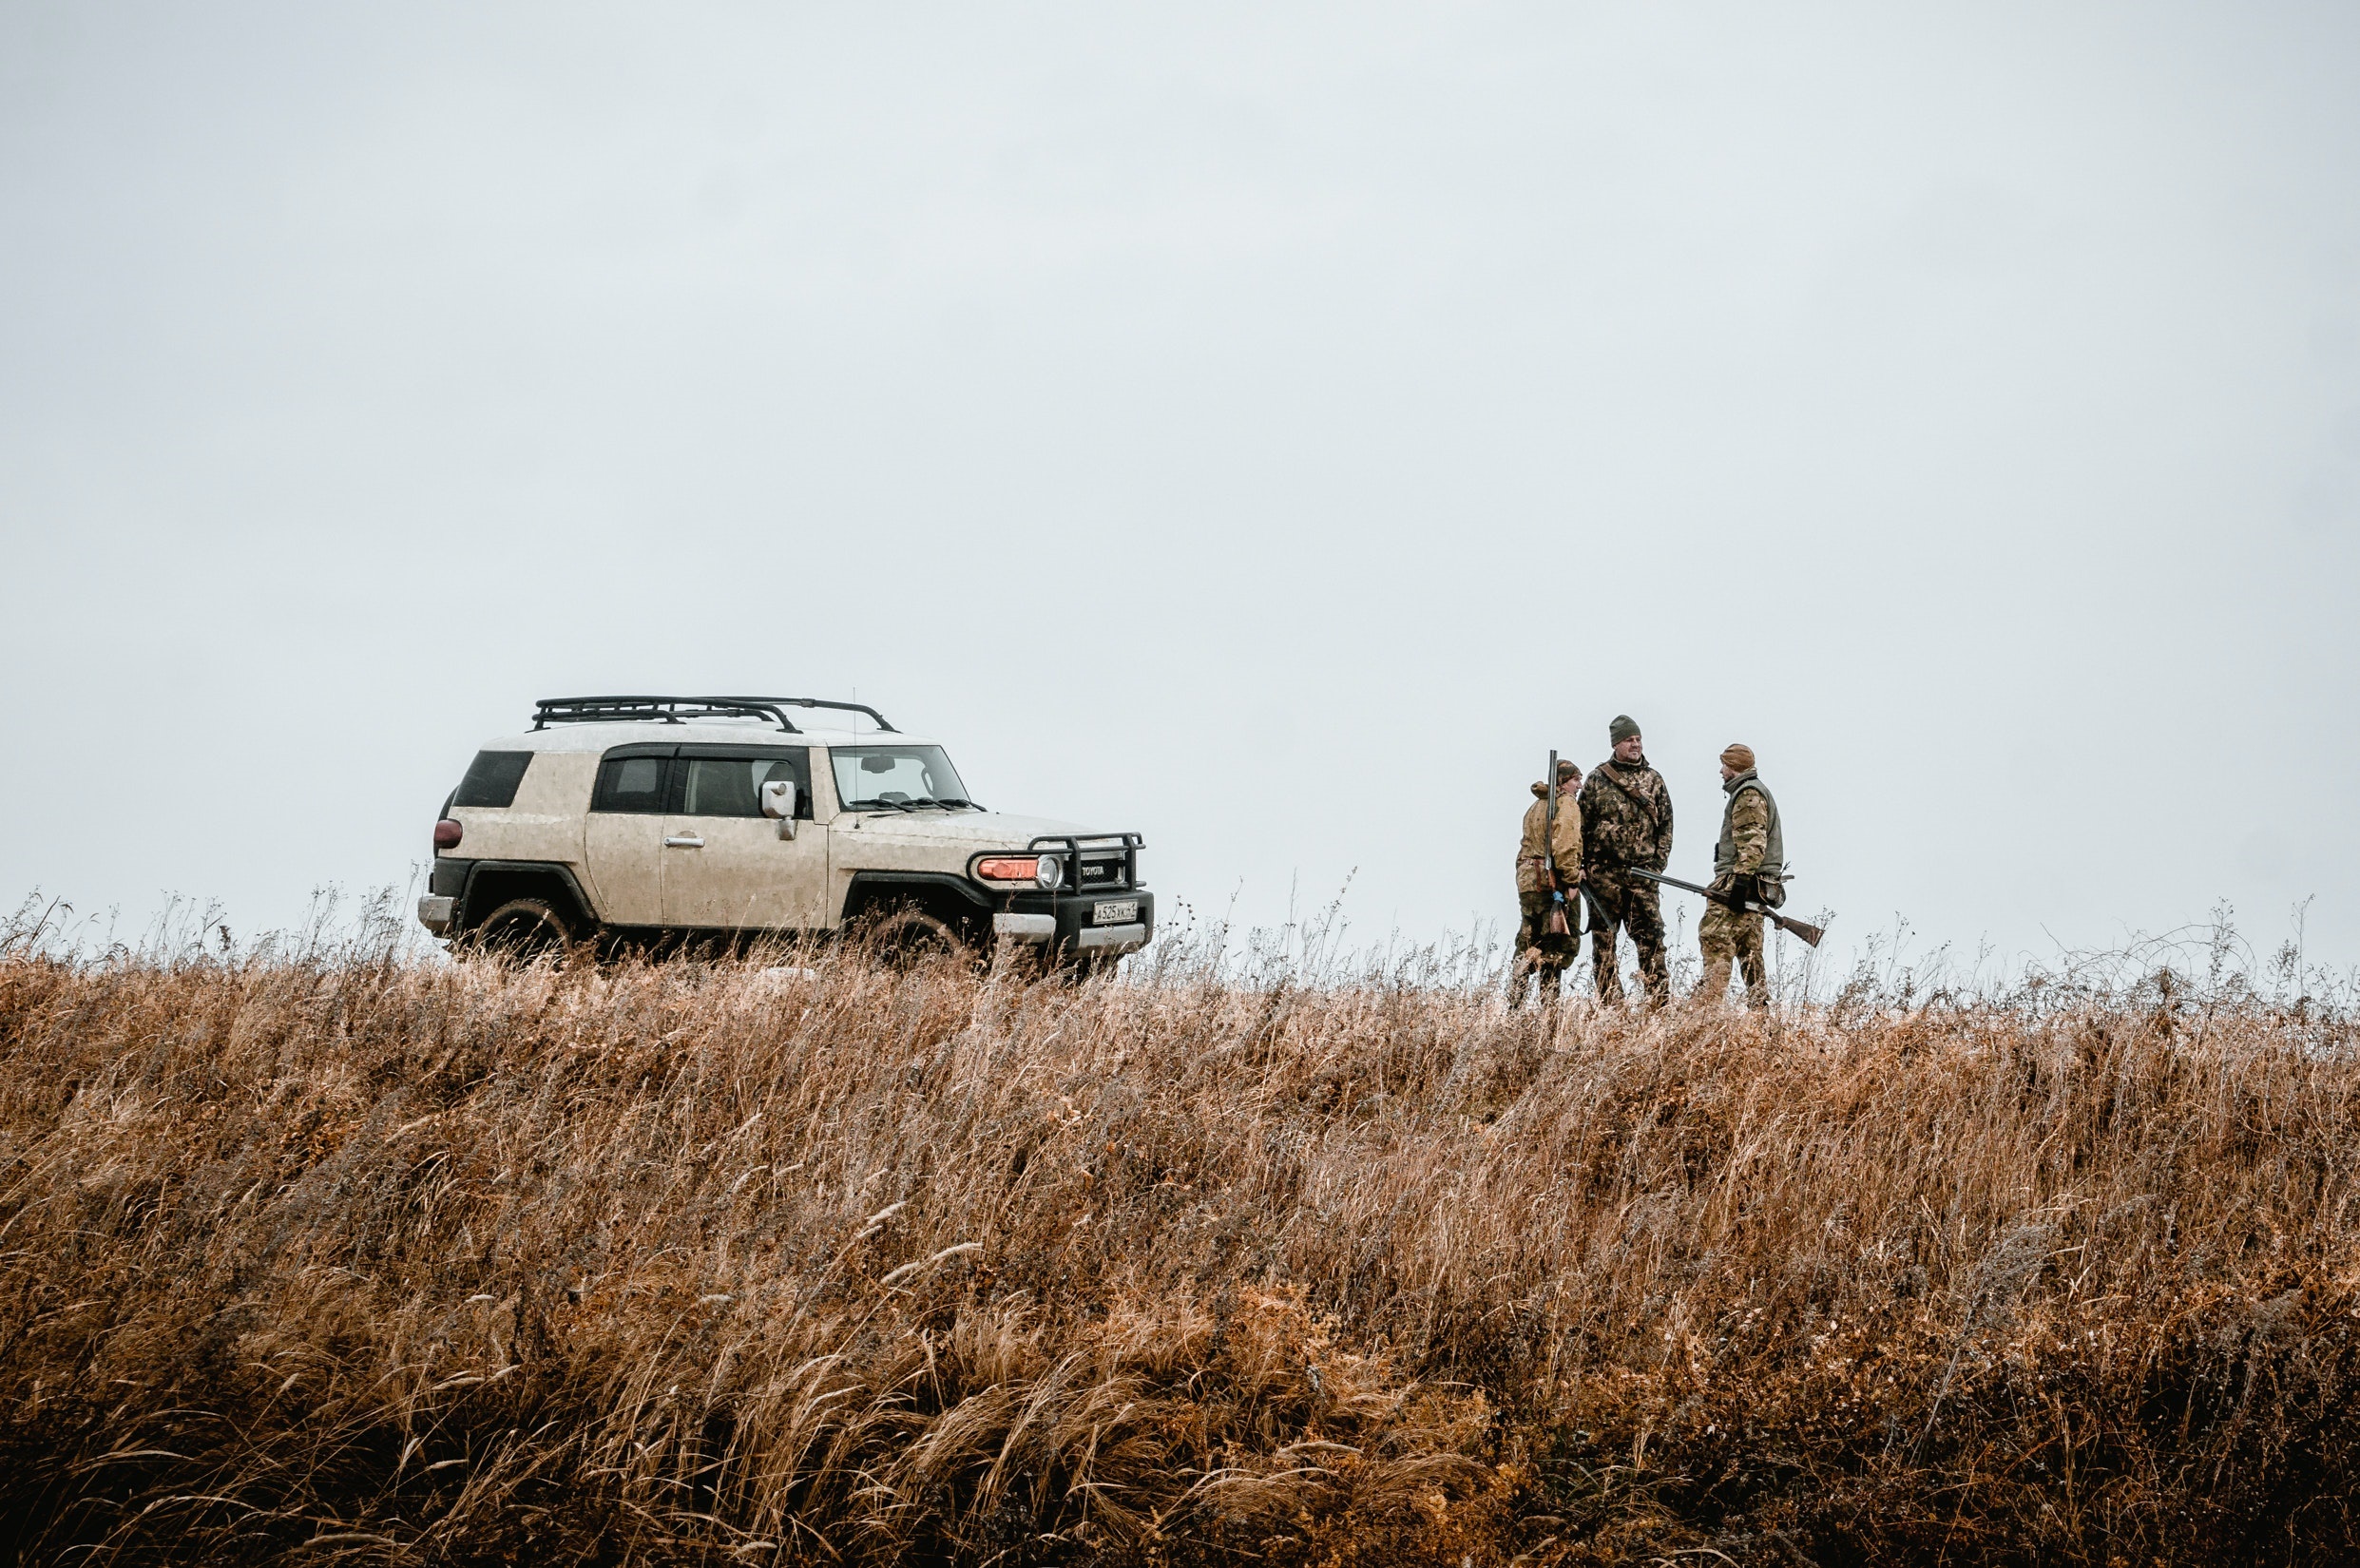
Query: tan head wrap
1720,743,1756,772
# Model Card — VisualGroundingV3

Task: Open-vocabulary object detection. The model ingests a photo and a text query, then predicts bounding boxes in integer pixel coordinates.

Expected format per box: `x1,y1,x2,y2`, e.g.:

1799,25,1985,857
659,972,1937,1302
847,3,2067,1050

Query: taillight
974,856,1039,883
433,818,463,851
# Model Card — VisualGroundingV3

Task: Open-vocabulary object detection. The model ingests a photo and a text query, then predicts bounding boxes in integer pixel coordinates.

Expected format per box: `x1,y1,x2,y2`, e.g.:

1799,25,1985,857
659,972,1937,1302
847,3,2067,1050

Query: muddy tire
467,898,582,966
866,908,978,973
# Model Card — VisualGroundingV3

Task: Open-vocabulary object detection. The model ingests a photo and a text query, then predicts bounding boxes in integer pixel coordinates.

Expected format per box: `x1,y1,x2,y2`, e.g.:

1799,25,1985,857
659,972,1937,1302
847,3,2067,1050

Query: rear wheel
468,897,583,966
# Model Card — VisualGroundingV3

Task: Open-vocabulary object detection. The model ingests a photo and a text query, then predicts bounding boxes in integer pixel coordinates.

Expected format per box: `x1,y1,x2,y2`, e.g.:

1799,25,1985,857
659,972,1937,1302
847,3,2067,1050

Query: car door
661,746,826,931
581,747,671,927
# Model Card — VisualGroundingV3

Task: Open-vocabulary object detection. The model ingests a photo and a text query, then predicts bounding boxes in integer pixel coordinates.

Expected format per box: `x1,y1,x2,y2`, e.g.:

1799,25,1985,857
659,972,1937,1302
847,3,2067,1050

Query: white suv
416,696,1151,965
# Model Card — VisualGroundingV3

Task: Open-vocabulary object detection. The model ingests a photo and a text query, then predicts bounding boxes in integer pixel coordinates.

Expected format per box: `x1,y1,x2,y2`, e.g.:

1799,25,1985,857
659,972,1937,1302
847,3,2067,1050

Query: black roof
529,696,896,735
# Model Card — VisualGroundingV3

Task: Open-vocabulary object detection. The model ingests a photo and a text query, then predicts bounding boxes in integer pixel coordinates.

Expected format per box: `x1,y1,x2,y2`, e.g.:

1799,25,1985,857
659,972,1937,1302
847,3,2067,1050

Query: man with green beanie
1578,715,1674,1005
1698,742,1784,1007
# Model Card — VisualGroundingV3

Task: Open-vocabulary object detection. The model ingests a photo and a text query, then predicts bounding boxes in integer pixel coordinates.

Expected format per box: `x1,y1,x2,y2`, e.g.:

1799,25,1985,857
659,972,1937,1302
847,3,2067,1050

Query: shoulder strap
1592,765,1663,820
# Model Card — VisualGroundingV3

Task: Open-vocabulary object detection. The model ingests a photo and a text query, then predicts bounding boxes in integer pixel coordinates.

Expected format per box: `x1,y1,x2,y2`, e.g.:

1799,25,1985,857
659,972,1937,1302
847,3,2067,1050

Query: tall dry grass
4,904,2359,1565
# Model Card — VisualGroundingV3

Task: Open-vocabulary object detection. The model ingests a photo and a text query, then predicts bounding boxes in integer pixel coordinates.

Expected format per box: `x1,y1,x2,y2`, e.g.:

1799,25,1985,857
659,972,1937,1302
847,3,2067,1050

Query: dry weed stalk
2,921,2358,1564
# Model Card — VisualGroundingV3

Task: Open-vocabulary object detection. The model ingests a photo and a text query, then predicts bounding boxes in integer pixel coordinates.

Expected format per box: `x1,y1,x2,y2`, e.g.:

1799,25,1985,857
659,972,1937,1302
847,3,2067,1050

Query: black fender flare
450,861,600,935
840,871,993,942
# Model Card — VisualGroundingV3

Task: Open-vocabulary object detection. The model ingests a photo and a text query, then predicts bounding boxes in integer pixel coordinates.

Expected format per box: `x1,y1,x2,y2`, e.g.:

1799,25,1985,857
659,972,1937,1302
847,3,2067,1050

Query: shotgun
1543,750,1574,937
1629,867,1826,947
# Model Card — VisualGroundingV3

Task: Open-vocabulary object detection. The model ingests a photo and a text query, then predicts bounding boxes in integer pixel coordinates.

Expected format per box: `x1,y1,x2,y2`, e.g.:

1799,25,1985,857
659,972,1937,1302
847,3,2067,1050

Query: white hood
829,809,1110,851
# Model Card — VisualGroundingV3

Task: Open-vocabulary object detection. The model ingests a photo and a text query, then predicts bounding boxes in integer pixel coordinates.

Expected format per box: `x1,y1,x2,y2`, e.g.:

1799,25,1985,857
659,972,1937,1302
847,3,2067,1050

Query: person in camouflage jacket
1511,759,1583,1007
1698,742,1782,1007
1578,715,1673,1005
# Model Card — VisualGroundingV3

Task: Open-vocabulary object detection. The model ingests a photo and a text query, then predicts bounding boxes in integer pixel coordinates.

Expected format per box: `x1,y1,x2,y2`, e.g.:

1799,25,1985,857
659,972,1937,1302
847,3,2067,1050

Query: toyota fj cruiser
416,696,1151,966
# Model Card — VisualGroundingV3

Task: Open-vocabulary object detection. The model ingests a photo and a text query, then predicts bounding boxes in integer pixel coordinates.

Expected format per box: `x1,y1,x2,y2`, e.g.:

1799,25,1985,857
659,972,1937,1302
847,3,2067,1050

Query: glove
1708,872,1740,900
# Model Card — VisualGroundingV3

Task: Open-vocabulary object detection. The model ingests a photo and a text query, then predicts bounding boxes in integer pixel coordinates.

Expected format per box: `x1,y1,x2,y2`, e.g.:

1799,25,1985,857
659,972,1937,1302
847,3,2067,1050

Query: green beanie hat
1608,714,1640,743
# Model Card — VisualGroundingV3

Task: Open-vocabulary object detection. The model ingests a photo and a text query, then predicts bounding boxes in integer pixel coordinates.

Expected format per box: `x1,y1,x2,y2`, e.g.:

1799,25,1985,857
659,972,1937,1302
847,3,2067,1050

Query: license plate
1092,900,1139,926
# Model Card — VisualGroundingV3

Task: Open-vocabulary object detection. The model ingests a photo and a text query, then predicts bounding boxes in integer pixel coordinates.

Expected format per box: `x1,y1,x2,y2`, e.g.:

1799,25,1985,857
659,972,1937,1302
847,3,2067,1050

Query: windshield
830,744,974,812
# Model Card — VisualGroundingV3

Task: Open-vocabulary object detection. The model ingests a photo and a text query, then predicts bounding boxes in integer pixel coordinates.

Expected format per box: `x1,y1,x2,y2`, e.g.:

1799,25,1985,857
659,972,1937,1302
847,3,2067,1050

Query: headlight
974,854,1065,889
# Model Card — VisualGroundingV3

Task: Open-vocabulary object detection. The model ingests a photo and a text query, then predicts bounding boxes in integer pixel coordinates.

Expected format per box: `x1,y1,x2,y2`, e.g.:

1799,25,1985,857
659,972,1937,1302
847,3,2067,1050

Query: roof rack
530,696,897,735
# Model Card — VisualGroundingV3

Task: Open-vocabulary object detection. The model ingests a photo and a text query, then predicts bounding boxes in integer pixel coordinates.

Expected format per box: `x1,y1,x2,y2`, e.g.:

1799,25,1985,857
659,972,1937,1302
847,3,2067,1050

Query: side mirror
761,779,799,839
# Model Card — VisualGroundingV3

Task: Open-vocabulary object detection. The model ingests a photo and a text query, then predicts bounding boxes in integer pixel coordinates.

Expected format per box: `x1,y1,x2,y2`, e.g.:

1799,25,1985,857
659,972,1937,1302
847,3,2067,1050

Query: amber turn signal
974,856,1040,882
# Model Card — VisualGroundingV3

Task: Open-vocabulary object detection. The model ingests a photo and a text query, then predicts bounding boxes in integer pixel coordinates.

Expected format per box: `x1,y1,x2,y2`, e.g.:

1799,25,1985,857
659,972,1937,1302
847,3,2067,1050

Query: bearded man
1577,715,1673,1006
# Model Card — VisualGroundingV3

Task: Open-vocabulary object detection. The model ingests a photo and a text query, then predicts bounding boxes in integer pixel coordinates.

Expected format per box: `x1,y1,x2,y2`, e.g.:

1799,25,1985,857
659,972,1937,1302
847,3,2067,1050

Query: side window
680,758,762,818
452,751,533,809
679,752,813,819
592,755,670,813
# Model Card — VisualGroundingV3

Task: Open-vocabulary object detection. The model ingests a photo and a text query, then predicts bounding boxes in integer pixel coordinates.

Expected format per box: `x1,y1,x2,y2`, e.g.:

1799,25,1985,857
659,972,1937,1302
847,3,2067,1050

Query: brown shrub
3,928,2358,1564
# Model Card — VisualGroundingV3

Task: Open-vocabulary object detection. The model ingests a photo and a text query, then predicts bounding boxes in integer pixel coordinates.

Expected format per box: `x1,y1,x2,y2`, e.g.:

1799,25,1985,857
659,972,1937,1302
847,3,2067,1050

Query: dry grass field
4,903,2358,1565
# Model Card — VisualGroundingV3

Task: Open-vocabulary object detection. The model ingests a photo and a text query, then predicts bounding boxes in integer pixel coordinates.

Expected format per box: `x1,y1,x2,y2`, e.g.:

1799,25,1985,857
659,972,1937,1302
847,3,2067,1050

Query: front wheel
864,908,980,974
465,897,584,966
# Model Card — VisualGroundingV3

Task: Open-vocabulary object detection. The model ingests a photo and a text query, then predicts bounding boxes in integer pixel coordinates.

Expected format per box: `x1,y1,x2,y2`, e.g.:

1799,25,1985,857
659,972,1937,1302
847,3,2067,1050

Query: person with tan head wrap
1698,742,1785,1007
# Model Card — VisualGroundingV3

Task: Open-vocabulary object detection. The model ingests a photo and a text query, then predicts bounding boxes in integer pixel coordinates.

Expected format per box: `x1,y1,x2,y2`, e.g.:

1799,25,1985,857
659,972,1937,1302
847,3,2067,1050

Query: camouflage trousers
1585,871,1670,1005
1697,899,1767,1007
1510,889,1579,1006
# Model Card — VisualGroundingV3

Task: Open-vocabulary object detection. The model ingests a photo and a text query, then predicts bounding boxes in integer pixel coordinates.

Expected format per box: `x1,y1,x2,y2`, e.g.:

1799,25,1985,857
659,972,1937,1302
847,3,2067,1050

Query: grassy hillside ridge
3,927,2358,1563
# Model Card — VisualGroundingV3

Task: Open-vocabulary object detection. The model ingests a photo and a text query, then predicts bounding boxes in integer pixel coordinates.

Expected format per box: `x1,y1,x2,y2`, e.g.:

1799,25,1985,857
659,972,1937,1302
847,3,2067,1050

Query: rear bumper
422,858,470,934
992,889,1155,954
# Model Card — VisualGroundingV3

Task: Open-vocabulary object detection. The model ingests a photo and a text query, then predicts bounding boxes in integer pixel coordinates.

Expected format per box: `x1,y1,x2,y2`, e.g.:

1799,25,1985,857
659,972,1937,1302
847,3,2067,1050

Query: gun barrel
1633,868,1828,947
1629,868,1711,898
1542,748,1581,935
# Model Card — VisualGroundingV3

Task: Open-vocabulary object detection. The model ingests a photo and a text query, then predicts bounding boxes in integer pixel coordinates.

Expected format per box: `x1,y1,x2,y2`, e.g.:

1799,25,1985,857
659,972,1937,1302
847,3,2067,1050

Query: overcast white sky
4,3,2355,981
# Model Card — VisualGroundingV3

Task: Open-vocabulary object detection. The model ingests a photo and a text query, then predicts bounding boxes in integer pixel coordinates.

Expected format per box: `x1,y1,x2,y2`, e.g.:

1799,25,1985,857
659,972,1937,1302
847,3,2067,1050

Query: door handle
664,834,705,849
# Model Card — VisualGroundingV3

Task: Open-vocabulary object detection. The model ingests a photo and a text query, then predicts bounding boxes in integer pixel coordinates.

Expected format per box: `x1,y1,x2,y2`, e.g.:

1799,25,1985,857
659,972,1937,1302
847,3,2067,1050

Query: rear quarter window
452,751,534,809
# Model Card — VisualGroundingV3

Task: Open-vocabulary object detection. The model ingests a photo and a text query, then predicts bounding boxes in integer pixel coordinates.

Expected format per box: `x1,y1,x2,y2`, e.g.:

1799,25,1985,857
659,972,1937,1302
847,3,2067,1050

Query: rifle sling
1589,764,1666,824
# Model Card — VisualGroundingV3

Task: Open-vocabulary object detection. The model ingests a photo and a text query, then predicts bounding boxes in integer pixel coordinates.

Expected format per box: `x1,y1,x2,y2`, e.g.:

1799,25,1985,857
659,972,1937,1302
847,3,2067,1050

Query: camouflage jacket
1579,757,1673,873
1713,771,1784,879
1516,782,1583,895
